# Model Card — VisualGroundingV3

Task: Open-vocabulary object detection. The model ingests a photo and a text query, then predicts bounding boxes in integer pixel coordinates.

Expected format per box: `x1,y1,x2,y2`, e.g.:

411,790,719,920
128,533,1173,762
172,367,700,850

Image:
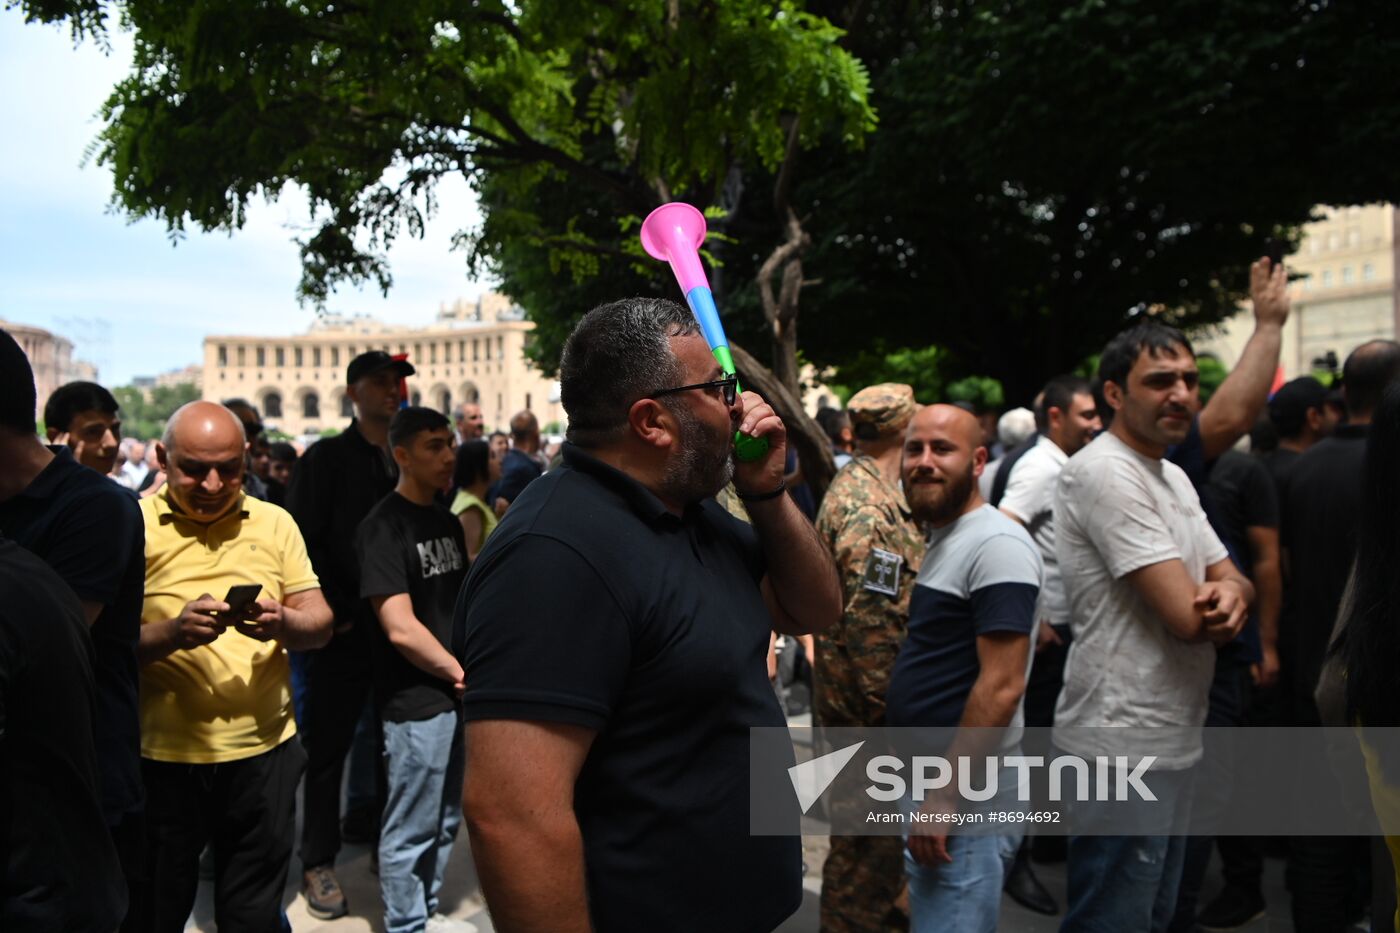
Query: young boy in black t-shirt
356,407,471,933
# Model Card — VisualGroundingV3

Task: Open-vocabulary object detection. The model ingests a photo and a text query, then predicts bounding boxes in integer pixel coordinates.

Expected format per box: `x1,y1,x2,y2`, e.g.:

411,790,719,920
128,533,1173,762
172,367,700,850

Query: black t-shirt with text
357,492,468,722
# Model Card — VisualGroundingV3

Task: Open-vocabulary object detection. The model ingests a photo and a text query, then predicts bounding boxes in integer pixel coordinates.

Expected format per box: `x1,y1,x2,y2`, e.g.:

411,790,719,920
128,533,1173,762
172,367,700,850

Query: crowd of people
3,253,1400,933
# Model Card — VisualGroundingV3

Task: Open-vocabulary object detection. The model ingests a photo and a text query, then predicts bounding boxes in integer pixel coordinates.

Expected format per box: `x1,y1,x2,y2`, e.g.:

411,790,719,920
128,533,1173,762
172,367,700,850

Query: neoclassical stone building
202,295,563,437
1195,204,1399,376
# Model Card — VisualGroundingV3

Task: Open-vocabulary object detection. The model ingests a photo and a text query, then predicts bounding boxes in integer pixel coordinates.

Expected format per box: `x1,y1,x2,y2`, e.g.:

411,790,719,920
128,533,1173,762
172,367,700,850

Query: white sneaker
425,914,478,933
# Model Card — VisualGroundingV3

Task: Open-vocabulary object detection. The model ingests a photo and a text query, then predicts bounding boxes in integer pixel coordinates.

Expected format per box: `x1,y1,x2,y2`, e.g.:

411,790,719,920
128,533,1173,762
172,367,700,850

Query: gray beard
660,400,735,504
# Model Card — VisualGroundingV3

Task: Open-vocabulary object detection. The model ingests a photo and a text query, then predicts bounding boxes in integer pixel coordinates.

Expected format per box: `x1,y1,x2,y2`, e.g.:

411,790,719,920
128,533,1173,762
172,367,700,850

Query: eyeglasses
651,375,739,407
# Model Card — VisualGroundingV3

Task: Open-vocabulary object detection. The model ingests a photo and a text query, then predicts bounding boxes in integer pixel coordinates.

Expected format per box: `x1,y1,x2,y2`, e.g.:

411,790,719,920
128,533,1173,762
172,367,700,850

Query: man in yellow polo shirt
136,401,332,933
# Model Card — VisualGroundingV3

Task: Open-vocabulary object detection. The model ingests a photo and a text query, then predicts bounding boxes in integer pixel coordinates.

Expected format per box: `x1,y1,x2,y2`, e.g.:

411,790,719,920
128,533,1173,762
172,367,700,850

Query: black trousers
1168,656,1250,932
136,738,305,933
299,622,380,870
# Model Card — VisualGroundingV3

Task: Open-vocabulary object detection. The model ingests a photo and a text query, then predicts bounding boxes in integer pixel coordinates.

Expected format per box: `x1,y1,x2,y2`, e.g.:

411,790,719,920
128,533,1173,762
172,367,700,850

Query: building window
237,346,246,366
1342,266,1354,284
414,344,423,363
497,392,503,413
526,392,532,410
473,339,480,361
1322,270,1333,288
302,392,320,419
497,336,504,359
331,347,340,367
340,394,353,417
430,343,437,364
275,347,285,367
1364,263,1376,281
256,347,265,367
264,392,283,418
218,345,228,366
1348,228,1361,247
313,347,321,367
411,390,422,407
458,340,465,362
295,347,304,367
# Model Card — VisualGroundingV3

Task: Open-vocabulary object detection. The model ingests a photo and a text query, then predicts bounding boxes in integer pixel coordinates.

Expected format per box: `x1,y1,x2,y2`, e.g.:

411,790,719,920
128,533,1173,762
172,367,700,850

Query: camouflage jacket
813,456,925,727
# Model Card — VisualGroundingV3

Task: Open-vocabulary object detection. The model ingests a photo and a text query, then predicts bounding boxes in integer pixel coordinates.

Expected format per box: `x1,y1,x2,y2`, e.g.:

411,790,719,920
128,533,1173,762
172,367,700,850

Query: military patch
861,547,903,597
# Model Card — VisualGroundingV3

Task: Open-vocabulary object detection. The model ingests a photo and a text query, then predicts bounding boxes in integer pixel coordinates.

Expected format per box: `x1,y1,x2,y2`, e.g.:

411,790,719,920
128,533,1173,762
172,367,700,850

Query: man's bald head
908,403,985,449
163,401,246,453
159,402,248,521
1343,339,1400,421
510,409,540,453
901,403,987,527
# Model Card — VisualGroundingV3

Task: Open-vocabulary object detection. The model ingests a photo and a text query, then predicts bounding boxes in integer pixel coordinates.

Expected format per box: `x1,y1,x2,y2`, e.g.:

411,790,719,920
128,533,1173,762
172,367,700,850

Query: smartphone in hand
221,584,263,621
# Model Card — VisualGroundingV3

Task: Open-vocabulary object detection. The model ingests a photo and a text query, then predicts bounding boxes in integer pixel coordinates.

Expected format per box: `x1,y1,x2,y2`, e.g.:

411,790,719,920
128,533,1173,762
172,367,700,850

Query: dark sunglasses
651,375,739,407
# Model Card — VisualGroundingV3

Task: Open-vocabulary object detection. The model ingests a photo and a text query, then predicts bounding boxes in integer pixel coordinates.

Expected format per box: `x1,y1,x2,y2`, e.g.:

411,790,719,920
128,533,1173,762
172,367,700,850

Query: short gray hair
560,298,700,447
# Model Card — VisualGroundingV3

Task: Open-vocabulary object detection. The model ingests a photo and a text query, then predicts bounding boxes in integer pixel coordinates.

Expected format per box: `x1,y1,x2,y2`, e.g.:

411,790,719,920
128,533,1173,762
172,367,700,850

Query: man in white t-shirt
1052,321,1252,933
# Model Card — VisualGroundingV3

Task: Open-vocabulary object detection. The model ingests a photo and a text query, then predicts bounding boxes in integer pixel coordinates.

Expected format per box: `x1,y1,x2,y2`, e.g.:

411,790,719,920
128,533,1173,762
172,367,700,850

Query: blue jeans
1061,766,1196,933
380,710,465,933
905,832,1020,932
903,762,1024,933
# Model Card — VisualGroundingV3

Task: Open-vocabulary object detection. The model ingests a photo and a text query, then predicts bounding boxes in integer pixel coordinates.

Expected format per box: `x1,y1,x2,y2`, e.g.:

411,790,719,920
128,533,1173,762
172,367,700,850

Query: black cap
1268,376,1327,437
347,350,415,385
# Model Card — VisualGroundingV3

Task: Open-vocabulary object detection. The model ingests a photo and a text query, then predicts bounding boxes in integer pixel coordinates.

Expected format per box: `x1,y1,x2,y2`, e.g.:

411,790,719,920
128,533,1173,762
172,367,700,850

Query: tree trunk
730,341,836,505
757,207,807,397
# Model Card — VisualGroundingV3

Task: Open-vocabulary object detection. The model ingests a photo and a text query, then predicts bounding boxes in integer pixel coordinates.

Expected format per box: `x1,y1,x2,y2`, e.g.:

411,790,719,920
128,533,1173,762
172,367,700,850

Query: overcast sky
0,9,488,386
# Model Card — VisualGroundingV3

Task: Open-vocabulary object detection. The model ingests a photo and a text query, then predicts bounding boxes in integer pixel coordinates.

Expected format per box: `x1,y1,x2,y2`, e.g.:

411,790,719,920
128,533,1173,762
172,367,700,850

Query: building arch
458,381,480,405
258,387,284,420
295,386,320,420
428,383,452,415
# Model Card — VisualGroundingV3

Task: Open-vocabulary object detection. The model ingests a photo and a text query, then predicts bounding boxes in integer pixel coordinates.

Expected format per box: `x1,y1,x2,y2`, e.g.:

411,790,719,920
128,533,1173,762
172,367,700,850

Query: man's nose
202,468,223,493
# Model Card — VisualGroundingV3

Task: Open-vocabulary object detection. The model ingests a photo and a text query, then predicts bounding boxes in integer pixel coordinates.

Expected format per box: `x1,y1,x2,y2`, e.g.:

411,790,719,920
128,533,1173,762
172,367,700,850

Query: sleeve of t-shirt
43,485,142,606
357,510,410,599
998,455,1053,526
1241,458,1280,530
458,534,630,731
967,532,1042,636
273,507,321,596
1080,459,1184,579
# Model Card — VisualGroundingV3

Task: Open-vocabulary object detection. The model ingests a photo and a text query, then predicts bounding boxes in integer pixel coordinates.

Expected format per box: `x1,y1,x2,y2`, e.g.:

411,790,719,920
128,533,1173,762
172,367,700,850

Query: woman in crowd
451,438,500,561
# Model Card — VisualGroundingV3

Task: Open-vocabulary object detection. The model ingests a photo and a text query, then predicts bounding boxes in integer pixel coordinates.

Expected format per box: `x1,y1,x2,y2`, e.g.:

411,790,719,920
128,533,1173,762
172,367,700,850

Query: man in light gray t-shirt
1052,322,1252,933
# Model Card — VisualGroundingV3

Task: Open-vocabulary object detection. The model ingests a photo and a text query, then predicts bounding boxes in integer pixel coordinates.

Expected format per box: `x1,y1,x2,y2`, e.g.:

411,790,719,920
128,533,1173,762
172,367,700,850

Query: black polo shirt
0,447,144,824
457,443,802,933
1281,424,1367,719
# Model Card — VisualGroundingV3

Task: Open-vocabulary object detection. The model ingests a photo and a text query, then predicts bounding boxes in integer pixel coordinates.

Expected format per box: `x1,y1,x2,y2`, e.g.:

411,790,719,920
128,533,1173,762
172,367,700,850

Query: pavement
182,827,1303,932
179,711,1308,932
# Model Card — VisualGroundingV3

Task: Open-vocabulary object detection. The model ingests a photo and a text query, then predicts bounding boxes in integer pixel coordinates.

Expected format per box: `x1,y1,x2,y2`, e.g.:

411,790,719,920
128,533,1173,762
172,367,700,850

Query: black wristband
736,479,787,502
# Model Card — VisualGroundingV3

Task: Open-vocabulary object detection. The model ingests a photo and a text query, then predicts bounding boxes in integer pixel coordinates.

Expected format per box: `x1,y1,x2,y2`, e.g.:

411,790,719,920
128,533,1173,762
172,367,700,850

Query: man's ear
45,425,61,441
972,444,989,478
1306,406,1324,434
390,443,411,469
628,398,678,450
1102,380,1126,412
156,442,170,472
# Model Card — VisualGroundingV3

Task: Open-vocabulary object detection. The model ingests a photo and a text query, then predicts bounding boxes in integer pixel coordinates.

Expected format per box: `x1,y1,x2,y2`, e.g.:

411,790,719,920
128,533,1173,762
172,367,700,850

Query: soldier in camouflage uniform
815,383,925,933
